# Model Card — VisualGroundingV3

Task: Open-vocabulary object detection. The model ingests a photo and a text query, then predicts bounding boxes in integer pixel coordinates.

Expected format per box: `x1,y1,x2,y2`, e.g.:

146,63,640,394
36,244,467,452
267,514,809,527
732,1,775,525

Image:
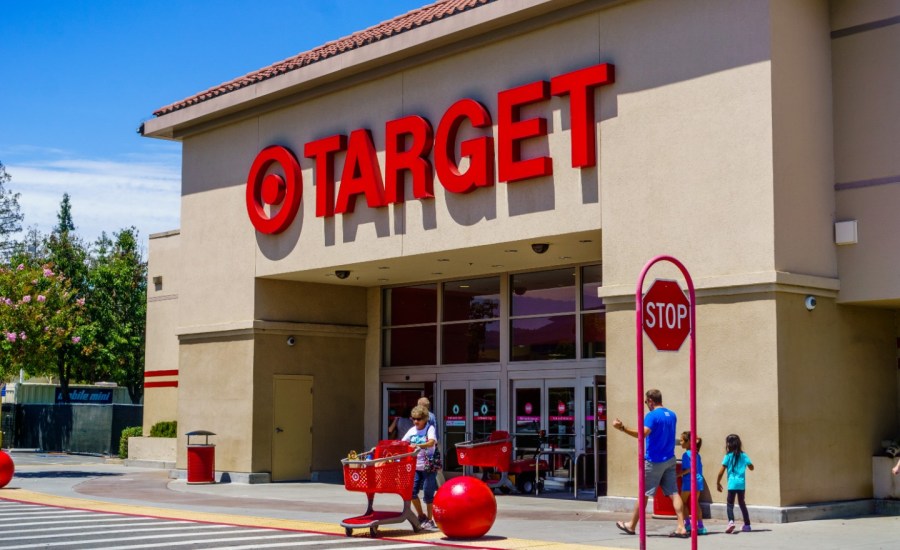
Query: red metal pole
635,255,697,550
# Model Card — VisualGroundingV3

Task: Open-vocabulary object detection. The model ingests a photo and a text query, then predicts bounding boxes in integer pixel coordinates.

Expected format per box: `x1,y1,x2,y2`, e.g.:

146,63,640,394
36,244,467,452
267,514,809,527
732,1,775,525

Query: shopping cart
340,440,420,537
456,430,549,494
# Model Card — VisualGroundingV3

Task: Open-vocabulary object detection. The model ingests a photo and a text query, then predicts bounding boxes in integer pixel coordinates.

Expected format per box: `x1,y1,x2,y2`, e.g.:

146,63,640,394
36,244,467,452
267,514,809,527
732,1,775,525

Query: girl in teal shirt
716,433,754,533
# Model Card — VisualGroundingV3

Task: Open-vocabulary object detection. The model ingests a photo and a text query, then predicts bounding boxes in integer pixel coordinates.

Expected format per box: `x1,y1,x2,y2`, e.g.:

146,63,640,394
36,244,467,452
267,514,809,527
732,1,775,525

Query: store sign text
246,63,615,234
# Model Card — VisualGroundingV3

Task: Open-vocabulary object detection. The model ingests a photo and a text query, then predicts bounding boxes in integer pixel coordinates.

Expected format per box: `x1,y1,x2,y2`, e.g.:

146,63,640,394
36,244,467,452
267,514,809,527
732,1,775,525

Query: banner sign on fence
55,388,113,404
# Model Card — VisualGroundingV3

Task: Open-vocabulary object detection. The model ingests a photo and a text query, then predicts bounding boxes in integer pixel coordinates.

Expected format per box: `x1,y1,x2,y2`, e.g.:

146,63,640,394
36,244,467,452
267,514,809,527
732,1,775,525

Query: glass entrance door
440,380,499,473
383,385,423,440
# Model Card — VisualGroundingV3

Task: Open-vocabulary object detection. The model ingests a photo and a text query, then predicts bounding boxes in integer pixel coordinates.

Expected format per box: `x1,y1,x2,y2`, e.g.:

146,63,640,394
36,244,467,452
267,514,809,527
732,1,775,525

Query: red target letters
246,63,615,233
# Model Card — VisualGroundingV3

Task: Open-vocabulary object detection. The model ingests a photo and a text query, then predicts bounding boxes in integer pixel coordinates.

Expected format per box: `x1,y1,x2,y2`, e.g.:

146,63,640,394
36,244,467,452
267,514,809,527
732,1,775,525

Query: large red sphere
0,451,14,488
433,476,497,538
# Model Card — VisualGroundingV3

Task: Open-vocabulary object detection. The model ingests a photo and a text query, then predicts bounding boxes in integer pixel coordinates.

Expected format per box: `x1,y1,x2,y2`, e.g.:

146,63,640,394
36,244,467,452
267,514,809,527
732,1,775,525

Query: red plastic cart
340,440,421,537
456,431,550,494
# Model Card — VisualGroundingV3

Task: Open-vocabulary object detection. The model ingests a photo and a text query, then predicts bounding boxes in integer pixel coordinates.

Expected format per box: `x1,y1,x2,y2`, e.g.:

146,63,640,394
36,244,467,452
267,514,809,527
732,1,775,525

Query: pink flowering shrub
0,262,91,377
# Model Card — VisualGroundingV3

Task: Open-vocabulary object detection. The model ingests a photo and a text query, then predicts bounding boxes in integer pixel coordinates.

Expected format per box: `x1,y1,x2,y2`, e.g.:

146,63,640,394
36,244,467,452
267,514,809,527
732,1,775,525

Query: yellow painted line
0,489,617,550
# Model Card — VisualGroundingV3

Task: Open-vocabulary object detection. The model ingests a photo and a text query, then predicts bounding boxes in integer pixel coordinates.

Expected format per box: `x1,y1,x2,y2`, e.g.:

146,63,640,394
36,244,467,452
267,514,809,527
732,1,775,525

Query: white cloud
6,154,181,252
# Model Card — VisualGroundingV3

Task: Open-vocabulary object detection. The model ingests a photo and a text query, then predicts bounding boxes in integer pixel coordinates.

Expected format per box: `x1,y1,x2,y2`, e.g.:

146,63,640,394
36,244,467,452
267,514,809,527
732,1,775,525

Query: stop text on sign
642,278,691,352
246,63,615,234
644,302,688,331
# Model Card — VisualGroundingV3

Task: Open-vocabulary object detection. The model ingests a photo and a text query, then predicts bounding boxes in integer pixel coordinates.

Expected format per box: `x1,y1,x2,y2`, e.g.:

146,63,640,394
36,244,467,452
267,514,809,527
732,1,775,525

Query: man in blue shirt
612,389,687,537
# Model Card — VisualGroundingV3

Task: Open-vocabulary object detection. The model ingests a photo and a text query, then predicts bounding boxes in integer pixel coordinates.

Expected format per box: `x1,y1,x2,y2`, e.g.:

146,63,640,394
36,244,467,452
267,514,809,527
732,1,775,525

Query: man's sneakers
420,519,437,530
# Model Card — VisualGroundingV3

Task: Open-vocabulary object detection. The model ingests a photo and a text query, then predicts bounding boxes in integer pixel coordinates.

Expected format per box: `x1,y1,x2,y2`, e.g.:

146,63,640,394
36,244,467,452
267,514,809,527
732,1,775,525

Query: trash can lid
186,430,216,436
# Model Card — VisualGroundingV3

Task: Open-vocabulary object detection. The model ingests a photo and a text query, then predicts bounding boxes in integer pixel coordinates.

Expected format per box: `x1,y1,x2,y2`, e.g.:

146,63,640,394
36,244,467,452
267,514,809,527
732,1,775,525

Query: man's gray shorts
644,457,678,497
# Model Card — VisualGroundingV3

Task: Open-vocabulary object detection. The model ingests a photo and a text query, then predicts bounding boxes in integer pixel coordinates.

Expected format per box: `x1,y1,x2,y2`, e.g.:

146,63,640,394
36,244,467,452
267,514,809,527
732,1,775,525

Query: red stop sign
642,279,691,351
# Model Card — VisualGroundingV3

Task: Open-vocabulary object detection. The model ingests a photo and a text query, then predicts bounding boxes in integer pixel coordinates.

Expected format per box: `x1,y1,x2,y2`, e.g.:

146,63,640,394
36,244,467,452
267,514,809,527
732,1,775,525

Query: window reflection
581,265,603,310
383,285,437,325
442,321,500,364
383,265,606,366
384,325,437,367
511,316,576,361
511,268,576,316
443,277,500,321
582,311,606,358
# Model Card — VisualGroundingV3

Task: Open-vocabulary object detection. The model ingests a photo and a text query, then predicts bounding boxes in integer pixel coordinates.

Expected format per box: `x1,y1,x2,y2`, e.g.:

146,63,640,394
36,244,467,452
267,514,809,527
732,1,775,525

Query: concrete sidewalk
3,452,899,549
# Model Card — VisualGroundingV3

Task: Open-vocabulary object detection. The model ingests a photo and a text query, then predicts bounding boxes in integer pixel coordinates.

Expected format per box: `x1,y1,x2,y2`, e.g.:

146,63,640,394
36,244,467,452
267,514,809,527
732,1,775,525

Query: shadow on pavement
14,471,122,479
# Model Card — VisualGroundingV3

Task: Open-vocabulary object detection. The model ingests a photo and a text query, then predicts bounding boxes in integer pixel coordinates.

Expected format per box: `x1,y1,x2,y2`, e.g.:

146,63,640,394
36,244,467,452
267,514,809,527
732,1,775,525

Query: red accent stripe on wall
144,370,179,378
145,381,178,388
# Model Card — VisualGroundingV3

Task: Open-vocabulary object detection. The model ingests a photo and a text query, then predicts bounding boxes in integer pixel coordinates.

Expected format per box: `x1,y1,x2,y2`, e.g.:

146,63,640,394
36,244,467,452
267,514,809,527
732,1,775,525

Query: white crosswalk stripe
0,501,435,549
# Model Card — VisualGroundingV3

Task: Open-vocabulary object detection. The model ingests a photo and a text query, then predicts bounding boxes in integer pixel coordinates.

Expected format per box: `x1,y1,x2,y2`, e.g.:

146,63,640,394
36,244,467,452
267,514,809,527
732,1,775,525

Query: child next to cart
402,405,439,531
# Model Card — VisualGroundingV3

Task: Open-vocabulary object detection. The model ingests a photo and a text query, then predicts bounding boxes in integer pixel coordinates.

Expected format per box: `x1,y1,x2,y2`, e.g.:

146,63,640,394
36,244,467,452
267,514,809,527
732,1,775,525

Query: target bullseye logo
246,145,302,234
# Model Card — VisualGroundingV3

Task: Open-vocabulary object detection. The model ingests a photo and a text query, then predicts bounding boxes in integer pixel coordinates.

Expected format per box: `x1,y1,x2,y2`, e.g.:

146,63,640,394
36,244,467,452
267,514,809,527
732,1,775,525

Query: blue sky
0,0,427,251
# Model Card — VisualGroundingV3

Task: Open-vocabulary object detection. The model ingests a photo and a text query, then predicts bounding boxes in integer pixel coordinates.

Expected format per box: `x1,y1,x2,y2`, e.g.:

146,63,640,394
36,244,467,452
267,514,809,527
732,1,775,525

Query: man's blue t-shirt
644,407,677,462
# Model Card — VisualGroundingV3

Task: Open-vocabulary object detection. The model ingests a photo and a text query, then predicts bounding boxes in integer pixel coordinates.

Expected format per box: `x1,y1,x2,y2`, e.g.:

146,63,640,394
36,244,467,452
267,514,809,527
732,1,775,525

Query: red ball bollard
0,451,14,488
433,476,497,538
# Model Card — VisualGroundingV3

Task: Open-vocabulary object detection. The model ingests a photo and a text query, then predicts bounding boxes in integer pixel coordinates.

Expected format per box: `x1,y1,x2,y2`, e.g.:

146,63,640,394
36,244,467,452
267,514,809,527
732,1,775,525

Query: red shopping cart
340,440,420,537
456,431,550,494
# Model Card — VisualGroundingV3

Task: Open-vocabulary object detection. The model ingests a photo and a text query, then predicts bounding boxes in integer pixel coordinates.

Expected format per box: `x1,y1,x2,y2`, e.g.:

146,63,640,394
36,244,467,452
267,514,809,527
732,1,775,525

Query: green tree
0,263,92,386
46,194,88,293
0,162,24,260
87,228,147,404
36,195,92,401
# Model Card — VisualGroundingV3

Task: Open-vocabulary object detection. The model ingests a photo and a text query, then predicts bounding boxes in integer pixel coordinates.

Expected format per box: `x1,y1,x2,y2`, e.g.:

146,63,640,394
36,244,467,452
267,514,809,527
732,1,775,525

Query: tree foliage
87,228,147,404
0,162,24,260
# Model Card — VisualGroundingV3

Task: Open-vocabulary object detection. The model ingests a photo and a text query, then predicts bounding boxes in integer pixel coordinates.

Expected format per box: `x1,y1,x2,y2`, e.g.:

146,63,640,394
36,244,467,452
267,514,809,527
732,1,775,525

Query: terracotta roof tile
153,0,495,117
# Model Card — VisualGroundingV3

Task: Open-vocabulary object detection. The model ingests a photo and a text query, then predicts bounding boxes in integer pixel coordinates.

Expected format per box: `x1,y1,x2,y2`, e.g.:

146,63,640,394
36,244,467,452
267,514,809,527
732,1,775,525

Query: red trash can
186,430,216,484
652,462,681,518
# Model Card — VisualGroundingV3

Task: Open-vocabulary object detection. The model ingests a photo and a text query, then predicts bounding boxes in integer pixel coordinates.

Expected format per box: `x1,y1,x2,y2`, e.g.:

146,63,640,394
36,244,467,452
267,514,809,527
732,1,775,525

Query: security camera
531,243,550,254
335,270,350,279
286,336,296,346
804,295,817,311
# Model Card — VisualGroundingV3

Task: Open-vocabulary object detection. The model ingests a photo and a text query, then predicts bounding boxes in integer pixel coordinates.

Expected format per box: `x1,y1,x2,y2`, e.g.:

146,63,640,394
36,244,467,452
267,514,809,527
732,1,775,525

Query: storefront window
383,266,605,366
442,277,500,364
511,316,576,360
384,284,437,325
383,285,437,367
510,268,576,361
443,277,500,321
511,268,577,315
581,264,603,310
582,311,606,358
384,325,437,367
581,264,605,358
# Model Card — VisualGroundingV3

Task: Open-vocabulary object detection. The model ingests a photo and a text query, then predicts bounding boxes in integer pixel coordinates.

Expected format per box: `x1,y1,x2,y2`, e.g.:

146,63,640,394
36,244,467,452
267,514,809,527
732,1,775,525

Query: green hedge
118,426,143,459
150,420,177,438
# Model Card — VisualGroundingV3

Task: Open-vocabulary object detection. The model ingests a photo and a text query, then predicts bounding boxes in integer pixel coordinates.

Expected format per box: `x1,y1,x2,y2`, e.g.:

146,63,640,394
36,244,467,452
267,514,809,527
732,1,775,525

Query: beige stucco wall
175,337,255,471
598,0,774,291
776,294,897,504
251,330,366,474
144,231,181,432
832,4,900,305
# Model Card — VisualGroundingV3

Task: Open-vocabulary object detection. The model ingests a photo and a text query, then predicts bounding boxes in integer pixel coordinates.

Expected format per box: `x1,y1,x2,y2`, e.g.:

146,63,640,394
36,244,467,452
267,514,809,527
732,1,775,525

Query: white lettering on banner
645,302,688,330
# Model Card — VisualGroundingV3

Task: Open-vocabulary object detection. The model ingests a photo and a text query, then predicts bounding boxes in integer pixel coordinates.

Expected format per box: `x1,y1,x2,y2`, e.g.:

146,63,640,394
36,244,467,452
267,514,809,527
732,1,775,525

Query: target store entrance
434,375,606,497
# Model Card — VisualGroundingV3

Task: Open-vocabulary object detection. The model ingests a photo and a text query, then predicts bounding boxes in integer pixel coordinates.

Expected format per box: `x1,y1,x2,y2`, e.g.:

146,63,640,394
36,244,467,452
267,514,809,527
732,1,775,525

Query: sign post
635,256,697,549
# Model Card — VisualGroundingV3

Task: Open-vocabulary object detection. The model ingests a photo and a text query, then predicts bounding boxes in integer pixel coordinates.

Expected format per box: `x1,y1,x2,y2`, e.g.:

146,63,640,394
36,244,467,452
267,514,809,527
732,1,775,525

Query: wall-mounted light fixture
834,220,858,245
